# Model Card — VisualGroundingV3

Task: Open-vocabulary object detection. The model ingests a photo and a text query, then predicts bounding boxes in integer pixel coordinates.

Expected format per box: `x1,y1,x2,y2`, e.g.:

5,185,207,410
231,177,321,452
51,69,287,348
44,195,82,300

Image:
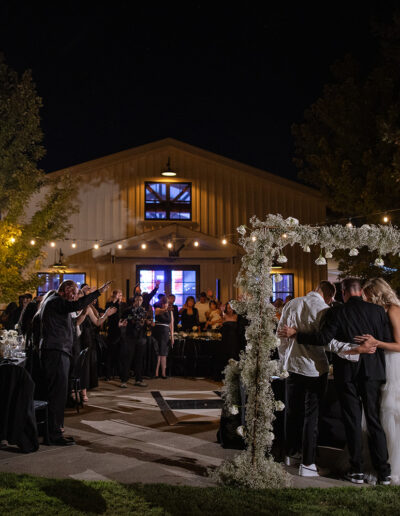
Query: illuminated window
145,182,191,220
137,266,198,308
271,273,294,302
37,272,86,296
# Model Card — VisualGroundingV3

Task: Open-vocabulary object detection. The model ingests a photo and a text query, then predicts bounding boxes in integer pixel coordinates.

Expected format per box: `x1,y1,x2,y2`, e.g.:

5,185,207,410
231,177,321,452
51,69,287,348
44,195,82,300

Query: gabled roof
92,223,238,259
50,137,321,198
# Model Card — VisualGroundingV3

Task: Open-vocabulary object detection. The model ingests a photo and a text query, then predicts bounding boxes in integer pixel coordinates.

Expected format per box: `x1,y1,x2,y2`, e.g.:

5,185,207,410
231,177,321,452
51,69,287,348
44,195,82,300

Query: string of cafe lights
6,208,400,250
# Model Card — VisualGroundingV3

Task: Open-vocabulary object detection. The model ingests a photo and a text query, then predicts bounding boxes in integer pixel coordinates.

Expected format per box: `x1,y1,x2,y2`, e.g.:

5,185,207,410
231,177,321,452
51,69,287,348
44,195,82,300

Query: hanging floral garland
212,214,400,488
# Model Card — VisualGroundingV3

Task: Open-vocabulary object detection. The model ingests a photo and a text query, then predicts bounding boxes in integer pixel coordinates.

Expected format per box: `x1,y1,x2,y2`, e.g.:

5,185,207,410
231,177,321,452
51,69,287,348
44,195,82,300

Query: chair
34,400,50,445
70,347,89,413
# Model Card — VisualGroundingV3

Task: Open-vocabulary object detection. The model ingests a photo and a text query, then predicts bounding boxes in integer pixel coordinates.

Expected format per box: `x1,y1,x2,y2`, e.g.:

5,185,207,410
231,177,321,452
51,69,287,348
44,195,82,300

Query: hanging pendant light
161,157,177,177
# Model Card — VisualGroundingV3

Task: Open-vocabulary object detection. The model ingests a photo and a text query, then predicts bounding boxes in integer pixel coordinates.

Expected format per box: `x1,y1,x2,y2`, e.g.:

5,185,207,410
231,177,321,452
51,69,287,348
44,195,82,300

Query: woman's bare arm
354,305,400,352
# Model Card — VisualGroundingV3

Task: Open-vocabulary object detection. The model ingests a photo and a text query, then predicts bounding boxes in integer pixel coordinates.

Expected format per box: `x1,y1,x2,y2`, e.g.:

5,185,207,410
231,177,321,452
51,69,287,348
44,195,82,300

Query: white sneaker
284,453,302,466
299,463,320,477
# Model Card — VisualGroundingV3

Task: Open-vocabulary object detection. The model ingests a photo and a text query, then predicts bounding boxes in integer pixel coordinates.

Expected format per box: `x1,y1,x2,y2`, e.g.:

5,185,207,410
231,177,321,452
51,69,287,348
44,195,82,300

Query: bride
354,277,400,485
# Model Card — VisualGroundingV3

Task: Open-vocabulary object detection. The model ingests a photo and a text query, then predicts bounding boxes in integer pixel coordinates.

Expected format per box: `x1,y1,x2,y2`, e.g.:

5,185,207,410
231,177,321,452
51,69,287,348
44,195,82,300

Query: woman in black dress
218,302,239,379
179,296,199,331
153,296,174,379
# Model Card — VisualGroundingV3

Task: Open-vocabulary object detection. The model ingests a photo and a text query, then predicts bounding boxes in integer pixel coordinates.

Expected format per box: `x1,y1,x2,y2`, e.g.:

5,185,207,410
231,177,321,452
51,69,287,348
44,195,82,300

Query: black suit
297,296,391,476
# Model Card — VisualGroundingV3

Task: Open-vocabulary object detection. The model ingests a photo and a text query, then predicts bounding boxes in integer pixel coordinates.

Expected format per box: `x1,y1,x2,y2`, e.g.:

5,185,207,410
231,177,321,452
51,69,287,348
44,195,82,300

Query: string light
346,220,353,228
71,242,77,249
30,239,36,246
222,238,228,245
117,244,123,249
167,242,173,249
383,215,389,223
281,233,287,239
251,236,257,241
9,237,15,244
193,241,199,247
141,243,147,250
50,242,56,247
93,242,99,250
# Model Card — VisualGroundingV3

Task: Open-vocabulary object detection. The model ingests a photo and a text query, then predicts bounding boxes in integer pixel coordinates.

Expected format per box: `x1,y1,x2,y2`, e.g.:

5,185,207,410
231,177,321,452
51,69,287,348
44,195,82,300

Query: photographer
118,295,149,388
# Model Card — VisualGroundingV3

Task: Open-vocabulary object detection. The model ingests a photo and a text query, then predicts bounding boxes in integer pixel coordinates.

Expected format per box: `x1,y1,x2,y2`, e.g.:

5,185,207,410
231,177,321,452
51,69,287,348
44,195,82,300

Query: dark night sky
0,2,395,180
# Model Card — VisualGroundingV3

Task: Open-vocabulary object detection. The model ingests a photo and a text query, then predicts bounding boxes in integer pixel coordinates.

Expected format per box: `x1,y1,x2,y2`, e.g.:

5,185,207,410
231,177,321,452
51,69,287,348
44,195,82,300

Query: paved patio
0,377,354,488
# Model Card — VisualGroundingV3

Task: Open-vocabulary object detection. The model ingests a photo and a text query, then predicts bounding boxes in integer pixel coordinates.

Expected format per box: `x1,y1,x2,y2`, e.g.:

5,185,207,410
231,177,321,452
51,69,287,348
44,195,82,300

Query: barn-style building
39,138,326,306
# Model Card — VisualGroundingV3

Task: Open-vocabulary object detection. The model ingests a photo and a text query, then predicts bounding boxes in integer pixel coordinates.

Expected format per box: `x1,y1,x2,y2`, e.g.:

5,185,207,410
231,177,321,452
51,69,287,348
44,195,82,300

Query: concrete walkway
0,377,354,488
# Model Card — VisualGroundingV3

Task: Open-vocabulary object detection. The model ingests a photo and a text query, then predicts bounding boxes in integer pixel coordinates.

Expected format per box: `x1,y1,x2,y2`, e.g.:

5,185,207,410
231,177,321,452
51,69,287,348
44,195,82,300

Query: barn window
145,182,191,220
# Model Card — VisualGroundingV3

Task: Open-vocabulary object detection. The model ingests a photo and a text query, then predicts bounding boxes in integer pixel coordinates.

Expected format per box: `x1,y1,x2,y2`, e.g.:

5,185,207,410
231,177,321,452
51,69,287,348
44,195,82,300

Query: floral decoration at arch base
211,213,400,489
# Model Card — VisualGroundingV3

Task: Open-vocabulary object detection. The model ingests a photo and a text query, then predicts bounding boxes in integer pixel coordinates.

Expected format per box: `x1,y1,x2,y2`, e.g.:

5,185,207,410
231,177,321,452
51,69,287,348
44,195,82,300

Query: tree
0,55,78,302
292,16,400,287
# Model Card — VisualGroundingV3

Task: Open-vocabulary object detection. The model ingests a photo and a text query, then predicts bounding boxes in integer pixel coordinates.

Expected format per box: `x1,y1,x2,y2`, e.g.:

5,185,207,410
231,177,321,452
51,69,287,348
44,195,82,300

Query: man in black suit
40,280,111,445
279,277,391,485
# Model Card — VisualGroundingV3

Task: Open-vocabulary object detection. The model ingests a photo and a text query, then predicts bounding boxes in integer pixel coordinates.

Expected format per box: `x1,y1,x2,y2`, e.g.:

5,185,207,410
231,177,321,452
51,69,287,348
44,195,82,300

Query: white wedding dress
362,350,400,484
381,351,400,484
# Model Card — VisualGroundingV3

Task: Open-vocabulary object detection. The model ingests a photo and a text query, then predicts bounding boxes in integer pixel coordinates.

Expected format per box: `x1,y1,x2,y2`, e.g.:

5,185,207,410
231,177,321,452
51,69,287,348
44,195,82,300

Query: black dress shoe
161,375,168,379
50,437,76,446
378,475,391,485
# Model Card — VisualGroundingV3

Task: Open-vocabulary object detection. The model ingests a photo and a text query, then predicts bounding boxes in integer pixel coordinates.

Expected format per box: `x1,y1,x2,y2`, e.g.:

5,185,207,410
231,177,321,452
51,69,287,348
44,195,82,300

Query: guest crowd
0,280,245,446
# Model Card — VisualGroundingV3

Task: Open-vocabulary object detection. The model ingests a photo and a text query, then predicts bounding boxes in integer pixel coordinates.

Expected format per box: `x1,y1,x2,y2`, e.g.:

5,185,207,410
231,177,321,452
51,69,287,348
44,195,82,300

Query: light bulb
50,242,56,247
251,236,257,242
193,241,199,247
117,244,123,249
141,243,147,250
71,242,77,249
30,239,36,246
383,216,389,223
167,242,173,249
10,237,15,244
222,238,228,245
281,233,287,239
346,220,353,228
94,243,99,250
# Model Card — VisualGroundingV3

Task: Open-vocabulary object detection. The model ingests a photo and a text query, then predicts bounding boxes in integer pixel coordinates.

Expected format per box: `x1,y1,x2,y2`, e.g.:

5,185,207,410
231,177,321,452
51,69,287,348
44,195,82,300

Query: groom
279,278,391,485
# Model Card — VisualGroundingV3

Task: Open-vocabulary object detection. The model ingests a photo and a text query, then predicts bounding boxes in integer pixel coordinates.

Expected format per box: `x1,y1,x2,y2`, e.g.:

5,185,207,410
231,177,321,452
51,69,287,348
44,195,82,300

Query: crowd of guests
0,280,246,445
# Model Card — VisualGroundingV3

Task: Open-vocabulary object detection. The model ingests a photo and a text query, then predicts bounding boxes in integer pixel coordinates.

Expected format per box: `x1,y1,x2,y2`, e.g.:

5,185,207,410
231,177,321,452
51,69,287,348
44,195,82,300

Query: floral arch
213,214,400,488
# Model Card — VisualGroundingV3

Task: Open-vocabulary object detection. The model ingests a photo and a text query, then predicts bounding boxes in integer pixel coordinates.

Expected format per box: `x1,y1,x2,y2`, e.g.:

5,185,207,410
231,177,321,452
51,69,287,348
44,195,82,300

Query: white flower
315,255,327,265
274,273,283,283
375,257,384,267
228,358,238,367
230,405,239,415
303,245,311,253
276,254,288,264
325,251,333,259
275,401,285,412
245,344,253,352
361,224,371,229
236,426,245,437
285,217,299,226
237,225,247,236
349,248,359,256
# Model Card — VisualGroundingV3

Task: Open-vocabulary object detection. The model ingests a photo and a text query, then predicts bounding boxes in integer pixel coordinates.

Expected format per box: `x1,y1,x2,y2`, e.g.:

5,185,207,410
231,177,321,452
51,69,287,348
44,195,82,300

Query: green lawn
0,473,399,515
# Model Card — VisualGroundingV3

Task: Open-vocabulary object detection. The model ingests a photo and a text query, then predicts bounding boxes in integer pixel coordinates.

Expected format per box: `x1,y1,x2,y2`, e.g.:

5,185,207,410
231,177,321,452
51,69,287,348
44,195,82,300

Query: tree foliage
292,16,400,287
0,55,78,302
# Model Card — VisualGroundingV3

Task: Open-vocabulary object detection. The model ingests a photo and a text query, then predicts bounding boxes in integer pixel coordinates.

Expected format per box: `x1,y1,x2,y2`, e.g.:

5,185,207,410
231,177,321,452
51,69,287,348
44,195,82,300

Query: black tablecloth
0,362,39,452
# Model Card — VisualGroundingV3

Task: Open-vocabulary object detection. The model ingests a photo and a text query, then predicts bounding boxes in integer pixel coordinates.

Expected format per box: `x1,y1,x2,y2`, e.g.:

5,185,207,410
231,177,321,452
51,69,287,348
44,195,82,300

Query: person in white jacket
277,281,370,477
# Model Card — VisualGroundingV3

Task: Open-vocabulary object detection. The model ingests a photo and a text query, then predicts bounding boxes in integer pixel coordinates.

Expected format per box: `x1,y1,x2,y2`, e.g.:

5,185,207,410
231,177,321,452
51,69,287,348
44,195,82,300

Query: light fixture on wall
50,241,56,247
117,244,123,249
161,157,177,177
71,241,77,249
141,243,147,250
167,241,173,249
193,241,199,247
221,238,228,245
94,242,99,250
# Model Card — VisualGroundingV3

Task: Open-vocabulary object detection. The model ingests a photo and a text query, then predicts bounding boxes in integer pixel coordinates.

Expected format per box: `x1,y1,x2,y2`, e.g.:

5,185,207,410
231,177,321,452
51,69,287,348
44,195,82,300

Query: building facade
38,138,327,306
